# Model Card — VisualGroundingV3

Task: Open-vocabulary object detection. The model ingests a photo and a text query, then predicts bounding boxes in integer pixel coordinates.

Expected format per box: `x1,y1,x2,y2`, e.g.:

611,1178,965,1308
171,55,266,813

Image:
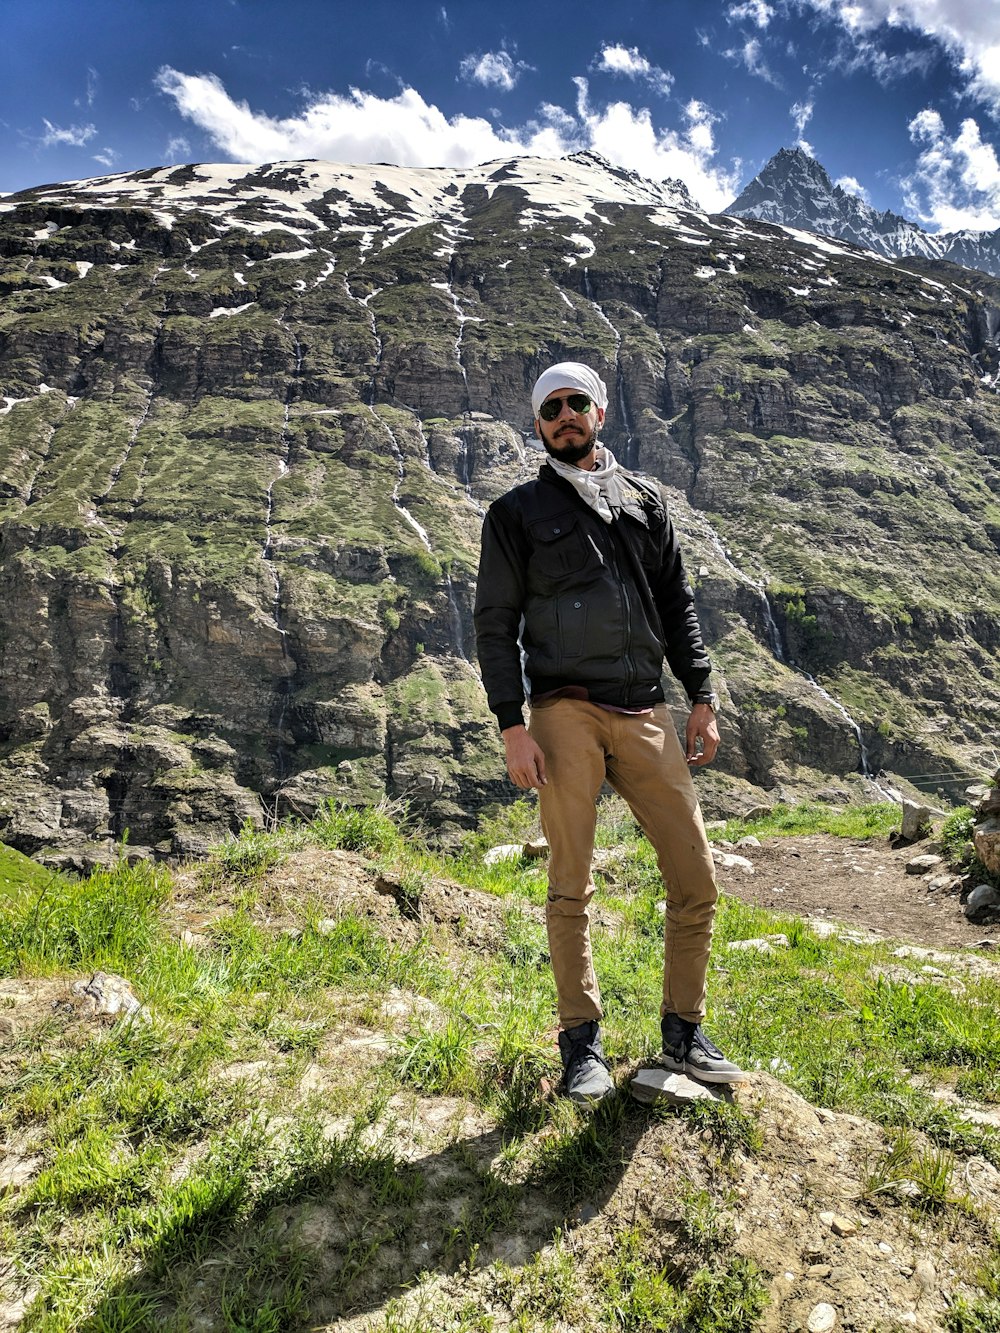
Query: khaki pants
528,698,718,1029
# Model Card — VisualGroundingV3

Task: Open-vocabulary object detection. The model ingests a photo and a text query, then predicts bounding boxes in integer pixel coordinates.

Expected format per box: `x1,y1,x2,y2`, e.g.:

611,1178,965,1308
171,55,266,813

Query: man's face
534,388,606,466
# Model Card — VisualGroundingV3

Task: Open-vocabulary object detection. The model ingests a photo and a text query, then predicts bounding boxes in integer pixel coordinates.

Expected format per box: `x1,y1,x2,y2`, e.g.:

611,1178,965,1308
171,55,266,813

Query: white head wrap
531,362,608,419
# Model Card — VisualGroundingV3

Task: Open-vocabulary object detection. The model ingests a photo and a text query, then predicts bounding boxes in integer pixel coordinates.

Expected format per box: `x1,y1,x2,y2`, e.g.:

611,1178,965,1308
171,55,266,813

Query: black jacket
474,464,711,730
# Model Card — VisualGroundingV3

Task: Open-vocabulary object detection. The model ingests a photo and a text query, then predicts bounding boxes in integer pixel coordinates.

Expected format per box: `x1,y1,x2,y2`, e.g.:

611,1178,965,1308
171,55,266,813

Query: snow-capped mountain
726,147,1000,278
1,150,697,241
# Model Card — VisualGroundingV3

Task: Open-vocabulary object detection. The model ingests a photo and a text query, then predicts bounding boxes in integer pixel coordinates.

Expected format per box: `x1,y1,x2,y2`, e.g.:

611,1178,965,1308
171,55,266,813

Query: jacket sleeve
649,494,713,702
474,497,531,729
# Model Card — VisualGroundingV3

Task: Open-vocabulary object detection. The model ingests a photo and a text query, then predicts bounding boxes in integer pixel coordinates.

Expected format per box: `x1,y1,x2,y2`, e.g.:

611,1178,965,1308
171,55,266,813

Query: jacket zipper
603,522,638,698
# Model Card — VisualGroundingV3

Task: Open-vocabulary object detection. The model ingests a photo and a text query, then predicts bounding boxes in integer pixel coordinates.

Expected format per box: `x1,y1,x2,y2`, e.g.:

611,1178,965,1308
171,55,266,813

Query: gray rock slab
630,1068,722,1105
905,853,944,874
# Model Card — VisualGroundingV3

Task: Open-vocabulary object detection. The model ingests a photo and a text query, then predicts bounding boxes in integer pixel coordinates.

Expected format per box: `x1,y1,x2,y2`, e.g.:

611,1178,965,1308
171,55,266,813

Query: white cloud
834,174,870,202
156,67,560,168
40,119,97,148
728,1,775,27
902,109,1000,230
724,37,782,85
796,1,1000,111
791,98,813,135
92,148,119,169
165,135,191,163
155,66,740,210
574,81,740,211
595,44,674,95
459,51,528,92
86,66,98,108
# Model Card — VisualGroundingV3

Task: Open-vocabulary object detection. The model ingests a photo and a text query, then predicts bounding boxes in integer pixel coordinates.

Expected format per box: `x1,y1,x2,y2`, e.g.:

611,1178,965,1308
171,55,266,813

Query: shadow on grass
69,1076,733,1331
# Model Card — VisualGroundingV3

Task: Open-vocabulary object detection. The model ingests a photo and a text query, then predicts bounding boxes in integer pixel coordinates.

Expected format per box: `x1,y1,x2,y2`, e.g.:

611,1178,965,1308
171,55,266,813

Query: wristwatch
693,691,718,711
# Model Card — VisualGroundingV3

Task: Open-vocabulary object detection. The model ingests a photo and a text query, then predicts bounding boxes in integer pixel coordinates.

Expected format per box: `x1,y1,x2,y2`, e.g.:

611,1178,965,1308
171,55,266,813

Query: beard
541,422,599,466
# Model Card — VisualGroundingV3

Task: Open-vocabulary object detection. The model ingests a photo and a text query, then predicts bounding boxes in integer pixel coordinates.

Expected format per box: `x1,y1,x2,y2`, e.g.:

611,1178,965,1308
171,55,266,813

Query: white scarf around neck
543,445,627,524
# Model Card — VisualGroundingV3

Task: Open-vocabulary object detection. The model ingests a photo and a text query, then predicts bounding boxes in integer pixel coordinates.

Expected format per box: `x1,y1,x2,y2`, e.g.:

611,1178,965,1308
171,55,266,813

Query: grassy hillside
0,802,998,1331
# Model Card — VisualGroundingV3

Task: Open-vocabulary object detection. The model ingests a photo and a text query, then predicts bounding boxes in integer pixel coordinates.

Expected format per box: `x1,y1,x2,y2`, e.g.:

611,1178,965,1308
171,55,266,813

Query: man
474,361,745,1103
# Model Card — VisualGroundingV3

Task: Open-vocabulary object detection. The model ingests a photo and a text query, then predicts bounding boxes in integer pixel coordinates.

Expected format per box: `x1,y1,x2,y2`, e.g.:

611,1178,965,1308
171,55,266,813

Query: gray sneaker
660,1014,747,1084
558,1020,615,1104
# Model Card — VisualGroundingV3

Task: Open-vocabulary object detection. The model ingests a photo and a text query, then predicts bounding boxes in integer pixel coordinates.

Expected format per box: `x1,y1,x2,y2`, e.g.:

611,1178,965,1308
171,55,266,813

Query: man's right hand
502,725,547,790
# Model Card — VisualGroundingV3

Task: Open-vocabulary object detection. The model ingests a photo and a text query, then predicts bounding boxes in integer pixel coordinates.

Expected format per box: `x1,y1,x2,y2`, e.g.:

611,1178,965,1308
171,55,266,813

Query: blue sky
4,0,1000,231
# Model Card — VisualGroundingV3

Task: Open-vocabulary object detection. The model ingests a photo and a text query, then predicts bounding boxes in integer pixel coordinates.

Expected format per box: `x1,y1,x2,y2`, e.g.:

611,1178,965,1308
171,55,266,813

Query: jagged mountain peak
726,146,1000,277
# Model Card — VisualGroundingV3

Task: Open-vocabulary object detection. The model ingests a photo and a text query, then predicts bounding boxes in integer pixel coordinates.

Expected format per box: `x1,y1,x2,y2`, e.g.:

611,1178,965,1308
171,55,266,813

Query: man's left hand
685,704,720,766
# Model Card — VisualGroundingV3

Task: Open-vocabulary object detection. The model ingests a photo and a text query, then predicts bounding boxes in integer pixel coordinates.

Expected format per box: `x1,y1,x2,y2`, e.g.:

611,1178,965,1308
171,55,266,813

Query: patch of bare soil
168,846,546,954
713,834,998,952
328,1074,1000,1333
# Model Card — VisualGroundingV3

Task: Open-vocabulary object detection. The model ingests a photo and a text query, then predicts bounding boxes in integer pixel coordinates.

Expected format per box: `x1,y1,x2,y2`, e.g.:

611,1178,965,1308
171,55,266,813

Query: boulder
973,816,1000,876
964,883,1000,920
900,798,944,842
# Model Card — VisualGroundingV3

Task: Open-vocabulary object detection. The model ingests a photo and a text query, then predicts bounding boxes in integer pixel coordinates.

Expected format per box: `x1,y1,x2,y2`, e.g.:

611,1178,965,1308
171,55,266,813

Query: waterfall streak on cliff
445,573,468,660
704,532,786,662
581,269,635,467
377,408,470,661
431,277,474,404
106,389,154,501
346,280,383,404
373,408,433,552
22,428,58,507
703,529,891,787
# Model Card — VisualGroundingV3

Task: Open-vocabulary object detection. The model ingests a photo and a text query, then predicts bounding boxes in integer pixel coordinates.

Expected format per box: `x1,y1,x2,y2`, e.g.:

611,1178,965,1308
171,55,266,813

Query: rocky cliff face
1,152,998,866
727,146,1000,277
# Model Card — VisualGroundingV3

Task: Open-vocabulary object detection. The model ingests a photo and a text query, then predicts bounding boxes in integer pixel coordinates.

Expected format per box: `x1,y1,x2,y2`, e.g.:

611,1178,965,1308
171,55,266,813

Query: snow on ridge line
4,154,697,234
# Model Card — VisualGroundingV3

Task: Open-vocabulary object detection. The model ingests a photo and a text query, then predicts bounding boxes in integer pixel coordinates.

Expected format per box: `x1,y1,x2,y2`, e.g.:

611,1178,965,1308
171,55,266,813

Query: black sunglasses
538,393,593,422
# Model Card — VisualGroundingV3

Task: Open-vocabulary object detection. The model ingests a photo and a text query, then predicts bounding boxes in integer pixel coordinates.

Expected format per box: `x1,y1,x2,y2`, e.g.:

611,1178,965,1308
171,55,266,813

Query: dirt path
713,833,998,951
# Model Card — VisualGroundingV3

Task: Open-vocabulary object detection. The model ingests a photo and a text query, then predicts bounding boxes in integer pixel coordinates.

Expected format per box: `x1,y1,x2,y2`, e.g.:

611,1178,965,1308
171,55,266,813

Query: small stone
483,844,523,866
814,1107,836,1123
906,854,944,874
878,1241,894,1255
314,918,338,935
926,874,957,892
712,850,755,873
807,1264,832,1278
727,934,789,953
522,837,549,858
70,971,148,1022
736,835,761,848
830,1214,858,1237
914,1259,936,1290
807,1302,837,1333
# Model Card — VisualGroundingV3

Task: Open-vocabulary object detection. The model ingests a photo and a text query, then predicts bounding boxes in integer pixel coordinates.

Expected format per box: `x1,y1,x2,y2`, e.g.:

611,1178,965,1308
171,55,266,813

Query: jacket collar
537,462,650,528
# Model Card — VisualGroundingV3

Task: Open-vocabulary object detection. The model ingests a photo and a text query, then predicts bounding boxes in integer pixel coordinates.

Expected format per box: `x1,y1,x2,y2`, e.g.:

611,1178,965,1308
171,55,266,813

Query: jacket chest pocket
527,513,593,585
